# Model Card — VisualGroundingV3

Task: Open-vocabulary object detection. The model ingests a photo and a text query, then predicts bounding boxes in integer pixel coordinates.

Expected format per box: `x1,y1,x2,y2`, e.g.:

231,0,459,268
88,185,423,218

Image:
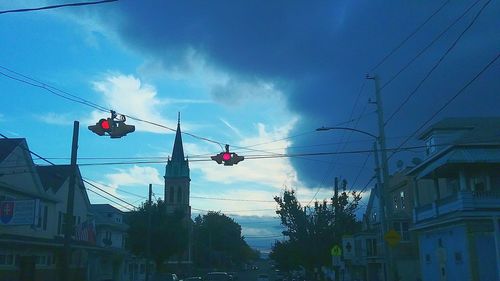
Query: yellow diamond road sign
384,229,401,247
331,245,342,256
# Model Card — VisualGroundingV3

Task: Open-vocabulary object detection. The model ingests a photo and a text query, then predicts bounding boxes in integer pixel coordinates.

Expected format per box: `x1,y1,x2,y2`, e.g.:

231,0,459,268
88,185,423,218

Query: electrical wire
384,0,493,126
380,0,483,92
388,51,500,160
370,0,451,72
0,0,118,15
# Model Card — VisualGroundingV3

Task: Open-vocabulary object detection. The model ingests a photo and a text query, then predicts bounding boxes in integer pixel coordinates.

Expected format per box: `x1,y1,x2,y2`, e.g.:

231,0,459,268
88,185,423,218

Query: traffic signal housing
211,151,244,166
109,122,135,138
88,118,112,136
88,117,135,138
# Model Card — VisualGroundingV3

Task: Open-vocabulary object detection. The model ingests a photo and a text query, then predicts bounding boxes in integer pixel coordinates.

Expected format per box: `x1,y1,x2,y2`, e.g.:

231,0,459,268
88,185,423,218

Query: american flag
75,219,96,244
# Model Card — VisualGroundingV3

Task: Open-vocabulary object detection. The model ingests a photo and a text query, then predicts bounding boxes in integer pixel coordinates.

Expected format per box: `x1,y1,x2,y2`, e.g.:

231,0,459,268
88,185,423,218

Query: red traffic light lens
222,152,231,161
100,119,110,130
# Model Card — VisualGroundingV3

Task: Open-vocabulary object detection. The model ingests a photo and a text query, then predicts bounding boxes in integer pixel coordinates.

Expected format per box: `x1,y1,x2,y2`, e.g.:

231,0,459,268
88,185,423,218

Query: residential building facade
408,117,500,281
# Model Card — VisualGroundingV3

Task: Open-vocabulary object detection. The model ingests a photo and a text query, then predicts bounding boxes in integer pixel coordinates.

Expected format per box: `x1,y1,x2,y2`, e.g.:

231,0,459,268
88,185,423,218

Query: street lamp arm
316,126,378,140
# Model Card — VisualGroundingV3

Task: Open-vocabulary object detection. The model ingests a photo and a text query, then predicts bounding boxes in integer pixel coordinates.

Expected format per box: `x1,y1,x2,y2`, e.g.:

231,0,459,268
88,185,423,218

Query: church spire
171,112,185,162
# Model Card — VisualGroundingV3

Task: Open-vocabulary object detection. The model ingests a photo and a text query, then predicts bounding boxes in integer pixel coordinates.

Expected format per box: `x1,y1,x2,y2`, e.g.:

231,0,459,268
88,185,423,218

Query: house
0,137,126,281
407,117,500,281
346,185,384,281
345,166,434,281
90,203,130,281
0,138,60,281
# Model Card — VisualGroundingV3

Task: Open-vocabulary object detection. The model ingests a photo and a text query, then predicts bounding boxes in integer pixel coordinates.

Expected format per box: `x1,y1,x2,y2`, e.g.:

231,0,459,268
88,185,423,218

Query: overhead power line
370,0,451,72
389,51,500,159
380,0,482,92
0,0,118,15
385,0,493,126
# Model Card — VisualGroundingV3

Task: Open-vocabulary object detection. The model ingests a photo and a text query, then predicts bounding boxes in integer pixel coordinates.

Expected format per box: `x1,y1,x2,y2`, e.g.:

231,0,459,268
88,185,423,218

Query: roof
37,165,72,192
91,204,123,214
0,138,24,162
408,146,500,179
171,117,185,162
418,117,500,142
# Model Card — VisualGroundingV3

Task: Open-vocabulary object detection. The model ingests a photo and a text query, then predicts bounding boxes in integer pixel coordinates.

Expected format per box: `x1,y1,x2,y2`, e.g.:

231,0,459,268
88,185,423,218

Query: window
355,240,362,257
393,222,410,241
0,252,14,265
105,231,112,240
470,174,486,192
169,186,174,203
366,239,377,256
43,206,48,231
140,263,145,274
426,137,436,155
393,195,399,210
177,186,182,203
57,212,63,235
400,191,406,209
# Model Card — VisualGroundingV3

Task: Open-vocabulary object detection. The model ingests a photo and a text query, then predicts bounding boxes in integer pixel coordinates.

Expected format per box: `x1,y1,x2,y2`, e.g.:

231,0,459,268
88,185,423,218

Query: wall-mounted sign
0,199,38,225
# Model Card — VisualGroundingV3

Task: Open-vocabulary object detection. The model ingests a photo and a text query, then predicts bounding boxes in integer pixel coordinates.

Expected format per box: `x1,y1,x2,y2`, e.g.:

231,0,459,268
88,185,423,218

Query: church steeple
171,113,185,162
164,113,190,216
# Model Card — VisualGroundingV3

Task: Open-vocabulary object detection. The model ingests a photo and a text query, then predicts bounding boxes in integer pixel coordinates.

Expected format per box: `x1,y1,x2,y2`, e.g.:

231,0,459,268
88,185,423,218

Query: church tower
164,115,191,218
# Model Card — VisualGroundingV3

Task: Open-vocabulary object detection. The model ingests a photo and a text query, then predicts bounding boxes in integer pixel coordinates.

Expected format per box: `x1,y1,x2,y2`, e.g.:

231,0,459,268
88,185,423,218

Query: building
0,138,99,281
163,116,193,267
407,117,500,281
0,138,132,281
90,204,129,281
346,185,384,281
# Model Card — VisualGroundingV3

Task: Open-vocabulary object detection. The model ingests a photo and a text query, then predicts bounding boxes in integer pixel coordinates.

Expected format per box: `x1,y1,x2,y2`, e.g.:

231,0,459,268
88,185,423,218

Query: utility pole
367,75,393,281
146,184,152,281
333,177,340,281
62,121,79,281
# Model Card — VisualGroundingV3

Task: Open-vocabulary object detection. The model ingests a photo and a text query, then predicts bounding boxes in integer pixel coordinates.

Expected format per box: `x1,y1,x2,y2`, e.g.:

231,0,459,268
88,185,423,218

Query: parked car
257,274,270,281
152,273,179,281
228,272,238,280
204,272,232,281
181,277,202,281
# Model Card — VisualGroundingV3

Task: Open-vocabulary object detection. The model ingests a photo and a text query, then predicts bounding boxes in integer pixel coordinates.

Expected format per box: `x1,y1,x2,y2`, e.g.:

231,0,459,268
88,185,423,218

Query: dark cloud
89,0,500,188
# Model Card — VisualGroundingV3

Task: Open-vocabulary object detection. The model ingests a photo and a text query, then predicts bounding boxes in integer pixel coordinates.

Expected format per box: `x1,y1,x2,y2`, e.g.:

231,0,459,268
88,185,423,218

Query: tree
126,199,189,271
192,211,256,269
271,180,361,273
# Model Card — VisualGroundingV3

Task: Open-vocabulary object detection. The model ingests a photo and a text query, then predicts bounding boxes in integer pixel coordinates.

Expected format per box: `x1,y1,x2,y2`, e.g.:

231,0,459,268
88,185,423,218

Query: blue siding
419,225,470,281
475,232,498,281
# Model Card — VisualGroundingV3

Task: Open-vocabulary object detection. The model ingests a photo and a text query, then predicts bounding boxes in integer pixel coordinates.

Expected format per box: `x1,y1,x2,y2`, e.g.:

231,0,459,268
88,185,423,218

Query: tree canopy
270,179,361,272
192,211,258,269
126,199,189,271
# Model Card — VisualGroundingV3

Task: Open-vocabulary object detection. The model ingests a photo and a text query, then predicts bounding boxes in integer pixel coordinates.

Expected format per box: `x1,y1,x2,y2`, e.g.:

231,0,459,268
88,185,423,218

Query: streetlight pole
316,74,393,280
367,74,393,281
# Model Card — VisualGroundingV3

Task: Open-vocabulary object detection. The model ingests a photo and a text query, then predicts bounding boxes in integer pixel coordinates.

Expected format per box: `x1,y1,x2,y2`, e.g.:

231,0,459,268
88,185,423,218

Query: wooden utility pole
62,121,79,281
146,184,152,281
368,75,393,281
333,177,340,281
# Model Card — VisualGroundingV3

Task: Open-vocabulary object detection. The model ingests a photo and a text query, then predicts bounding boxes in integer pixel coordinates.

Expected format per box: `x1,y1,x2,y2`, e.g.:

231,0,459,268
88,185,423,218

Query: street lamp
316,125,392,281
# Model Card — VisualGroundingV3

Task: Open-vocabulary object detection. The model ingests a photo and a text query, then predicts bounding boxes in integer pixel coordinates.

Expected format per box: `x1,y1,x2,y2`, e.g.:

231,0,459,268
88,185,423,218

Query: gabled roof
37,165,72,192
91,204,123,214
0,138,24,163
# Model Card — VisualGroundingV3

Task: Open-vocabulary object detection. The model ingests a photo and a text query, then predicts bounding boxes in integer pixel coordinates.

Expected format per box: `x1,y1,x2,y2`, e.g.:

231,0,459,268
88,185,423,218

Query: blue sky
1,0,499,252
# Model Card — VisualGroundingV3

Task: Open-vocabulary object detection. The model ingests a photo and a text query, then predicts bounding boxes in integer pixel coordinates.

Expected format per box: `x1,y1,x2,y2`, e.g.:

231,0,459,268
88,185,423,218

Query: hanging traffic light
88,118,112,136
211,145,244,166
109,122,135,138
88,111,135,138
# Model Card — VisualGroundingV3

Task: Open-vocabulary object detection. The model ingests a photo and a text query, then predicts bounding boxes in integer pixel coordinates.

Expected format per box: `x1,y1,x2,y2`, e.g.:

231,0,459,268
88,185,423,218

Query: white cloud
191,118,301,189
87,74,176,134
35,112,73,126
105,165,163,188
